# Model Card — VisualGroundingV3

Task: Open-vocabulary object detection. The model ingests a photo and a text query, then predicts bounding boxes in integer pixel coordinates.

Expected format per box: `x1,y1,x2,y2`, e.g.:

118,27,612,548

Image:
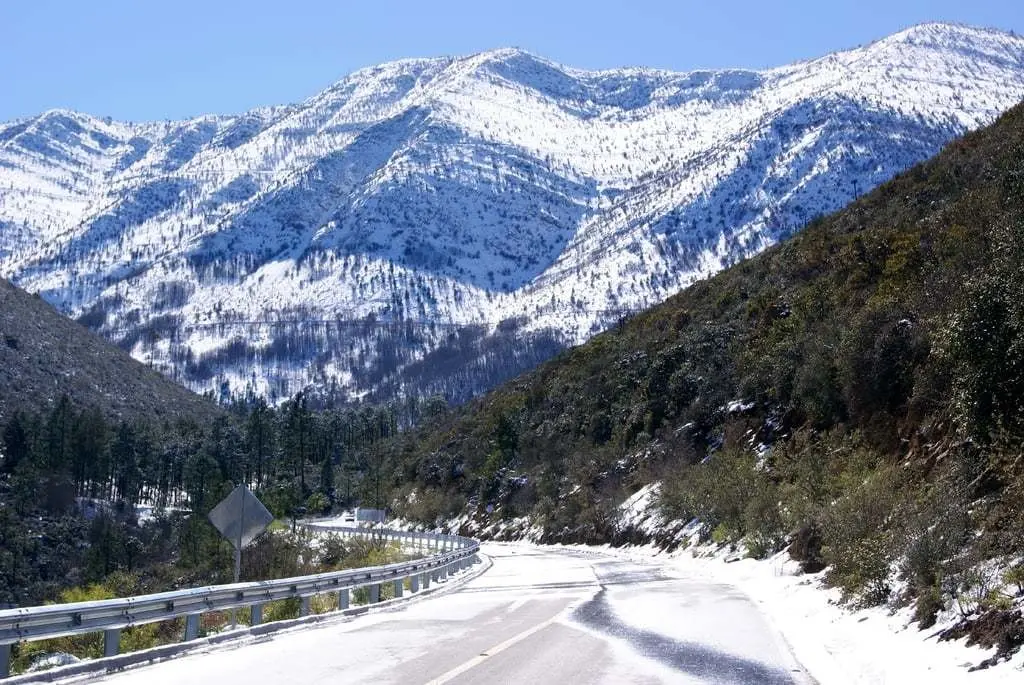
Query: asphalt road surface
86,544,813,684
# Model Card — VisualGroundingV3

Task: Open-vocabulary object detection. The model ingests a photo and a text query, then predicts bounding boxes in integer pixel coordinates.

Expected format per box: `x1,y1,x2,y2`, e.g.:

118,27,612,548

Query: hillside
0,277,220,423
3,23,1024,404
382,98,1024,644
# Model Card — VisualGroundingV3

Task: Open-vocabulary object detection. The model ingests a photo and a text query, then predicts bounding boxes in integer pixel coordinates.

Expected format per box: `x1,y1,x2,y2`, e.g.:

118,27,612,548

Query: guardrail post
300,596,311,617
368,584,380,604
1,643,10,678
338,588,350,610
103,629,120,658
184,613,201,641
422,572,430,589
410,574,420,592
251,604,263,626
393,579,403,598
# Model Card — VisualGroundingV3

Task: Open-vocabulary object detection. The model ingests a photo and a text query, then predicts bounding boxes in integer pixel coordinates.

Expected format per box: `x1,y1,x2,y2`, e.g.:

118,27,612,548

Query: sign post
208,485,274,629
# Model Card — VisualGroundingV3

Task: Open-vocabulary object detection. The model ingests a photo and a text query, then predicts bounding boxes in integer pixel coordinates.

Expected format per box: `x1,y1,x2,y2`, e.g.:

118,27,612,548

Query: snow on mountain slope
2,22,1024,403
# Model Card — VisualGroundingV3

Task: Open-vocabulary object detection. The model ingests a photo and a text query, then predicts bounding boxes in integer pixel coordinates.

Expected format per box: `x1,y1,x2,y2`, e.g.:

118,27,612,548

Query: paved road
87,544,813,684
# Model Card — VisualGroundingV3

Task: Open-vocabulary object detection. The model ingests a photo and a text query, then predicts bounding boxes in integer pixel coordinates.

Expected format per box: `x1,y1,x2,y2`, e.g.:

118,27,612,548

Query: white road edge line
423,614,562,685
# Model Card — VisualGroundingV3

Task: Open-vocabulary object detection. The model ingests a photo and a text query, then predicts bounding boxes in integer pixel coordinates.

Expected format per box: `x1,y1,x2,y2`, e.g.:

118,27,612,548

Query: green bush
826,533,894,606
913,584,944,629
263,597,301,622
317,534,350,568
819,462,903,605
657,444,785,556
1004,565,1024,595
305,492,330,515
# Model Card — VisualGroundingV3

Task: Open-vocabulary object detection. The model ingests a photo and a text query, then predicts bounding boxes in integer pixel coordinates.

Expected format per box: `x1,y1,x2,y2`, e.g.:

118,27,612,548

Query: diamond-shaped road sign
208,485,274,550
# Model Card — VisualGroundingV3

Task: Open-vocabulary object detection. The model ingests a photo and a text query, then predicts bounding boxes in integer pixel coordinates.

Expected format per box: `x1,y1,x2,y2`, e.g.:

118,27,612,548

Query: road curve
85,544,813,684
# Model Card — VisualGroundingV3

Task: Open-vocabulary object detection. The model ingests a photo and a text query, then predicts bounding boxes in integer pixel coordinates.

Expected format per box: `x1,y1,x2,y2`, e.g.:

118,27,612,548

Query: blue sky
2,0,1022,122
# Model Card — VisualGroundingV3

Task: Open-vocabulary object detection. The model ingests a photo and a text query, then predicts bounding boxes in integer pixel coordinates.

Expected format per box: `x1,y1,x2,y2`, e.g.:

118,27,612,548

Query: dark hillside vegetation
0,278,220,424
0,384,436,615
381,101,1024,647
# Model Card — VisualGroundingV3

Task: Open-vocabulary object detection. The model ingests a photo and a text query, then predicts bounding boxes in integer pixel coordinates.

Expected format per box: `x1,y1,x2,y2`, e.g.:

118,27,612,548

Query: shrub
788,523,826,574
263,597,301,622
305,492,329,515
1004,565,1024,595
317,534,350,568
820,462,903,605
741,475,785,559
827,533,894,606
914,584,944,629
951,567,1004,618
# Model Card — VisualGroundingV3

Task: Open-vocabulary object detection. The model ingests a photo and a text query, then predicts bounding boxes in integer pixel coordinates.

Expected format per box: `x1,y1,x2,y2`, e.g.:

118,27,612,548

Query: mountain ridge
3,22,1024,403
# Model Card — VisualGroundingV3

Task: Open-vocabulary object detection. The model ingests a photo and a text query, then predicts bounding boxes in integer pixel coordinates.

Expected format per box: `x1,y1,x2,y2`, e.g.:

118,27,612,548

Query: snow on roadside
552,539,1024,684
673,549,1023,684
416,483,1023,683
552,486,1024,685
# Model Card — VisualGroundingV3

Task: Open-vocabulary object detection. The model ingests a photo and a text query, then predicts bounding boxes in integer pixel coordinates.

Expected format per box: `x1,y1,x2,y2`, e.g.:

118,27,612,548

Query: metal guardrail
0,526,479,679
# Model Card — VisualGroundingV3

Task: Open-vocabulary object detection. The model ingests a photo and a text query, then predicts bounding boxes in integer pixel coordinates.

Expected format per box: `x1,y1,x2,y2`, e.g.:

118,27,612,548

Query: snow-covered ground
550,540,1022,684
688,551,1023,684
543,480,1024,684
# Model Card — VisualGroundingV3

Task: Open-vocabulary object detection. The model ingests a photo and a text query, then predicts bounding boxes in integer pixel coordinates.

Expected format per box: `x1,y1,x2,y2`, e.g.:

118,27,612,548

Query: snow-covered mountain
3,22,1024,404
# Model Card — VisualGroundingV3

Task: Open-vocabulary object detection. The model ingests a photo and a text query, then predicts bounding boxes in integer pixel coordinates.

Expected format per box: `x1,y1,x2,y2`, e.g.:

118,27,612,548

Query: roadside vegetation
7,530,413,674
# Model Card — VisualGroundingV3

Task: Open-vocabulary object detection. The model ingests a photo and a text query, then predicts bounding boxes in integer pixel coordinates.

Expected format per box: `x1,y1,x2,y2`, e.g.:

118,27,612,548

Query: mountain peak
471,46,540,62
876,20,1022,50
31,108,95,130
